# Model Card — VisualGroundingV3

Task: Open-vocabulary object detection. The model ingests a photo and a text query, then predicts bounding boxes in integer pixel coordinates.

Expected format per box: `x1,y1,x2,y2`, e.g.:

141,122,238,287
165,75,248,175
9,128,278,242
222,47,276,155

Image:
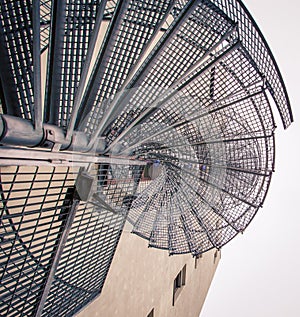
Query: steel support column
32,0,43,131
33,195,80,317
44,0,67,125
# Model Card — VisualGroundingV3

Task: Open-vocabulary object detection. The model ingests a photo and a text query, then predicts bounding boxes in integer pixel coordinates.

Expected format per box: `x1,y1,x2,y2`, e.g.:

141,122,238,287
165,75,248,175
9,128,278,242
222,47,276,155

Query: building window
147,308,154,317
194,254,202,269
213,250,219,264
172,264,186,305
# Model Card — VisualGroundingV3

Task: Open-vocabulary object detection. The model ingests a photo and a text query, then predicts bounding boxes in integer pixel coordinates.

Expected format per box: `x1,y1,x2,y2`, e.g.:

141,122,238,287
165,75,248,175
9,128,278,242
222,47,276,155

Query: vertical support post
34,196,80,317
44,0,67,125
32,0,43,131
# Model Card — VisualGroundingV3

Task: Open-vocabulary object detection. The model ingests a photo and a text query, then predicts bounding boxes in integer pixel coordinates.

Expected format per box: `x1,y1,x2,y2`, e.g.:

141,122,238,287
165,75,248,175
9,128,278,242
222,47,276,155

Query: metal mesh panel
122,57,275,254
130,0,235,87
103,0,189,22
45,0,105,128
40,0,52,53
113,44,267,148
0,1,34,120
103,0,236,145
80,0,174,135
127,116,274,254
0,162,143,316
0,166,78,316
41,163,143,316
0,0,293,315
41,203,124,316
210,0,292,128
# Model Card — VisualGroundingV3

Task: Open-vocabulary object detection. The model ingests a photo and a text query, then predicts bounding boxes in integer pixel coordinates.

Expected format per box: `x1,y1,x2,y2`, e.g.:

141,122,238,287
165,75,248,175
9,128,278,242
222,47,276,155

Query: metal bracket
75,171,96,202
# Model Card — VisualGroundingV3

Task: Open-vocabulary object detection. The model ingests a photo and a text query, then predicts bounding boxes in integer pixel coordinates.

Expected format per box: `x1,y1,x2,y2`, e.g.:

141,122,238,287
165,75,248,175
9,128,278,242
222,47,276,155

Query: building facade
77,224,220,317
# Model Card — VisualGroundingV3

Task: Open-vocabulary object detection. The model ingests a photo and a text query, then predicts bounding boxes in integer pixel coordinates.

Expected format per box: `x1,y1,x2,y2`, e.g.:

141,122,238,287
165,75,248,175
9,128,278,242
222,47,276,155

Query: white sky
201,0,300,316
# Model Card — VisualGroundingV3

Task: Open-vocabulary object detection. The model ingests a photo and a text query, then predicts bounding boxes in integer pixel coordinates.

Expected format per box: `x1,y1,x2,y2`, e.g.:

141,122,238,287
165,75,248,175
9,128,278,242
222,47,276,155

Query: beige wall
76,223,220,317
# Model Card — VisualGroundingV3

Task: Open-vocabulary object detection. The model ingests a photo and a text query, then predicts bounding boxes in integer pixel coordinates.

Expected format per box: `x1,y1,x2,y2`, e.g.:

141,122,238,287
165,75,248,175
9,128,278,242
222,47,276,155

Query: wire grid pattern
0,0,34,120
97,163,144,208
0,165,78,317
103,0,236,145
41,162,143,316
210,0,292,128
46,0,103,128
124,63,275,254
129,91,274,178
40,0,51,53
0,0,293,313
122,45,268,150
81,0,174,135
176,46,268,119
130,0,234,89
102,0,190,21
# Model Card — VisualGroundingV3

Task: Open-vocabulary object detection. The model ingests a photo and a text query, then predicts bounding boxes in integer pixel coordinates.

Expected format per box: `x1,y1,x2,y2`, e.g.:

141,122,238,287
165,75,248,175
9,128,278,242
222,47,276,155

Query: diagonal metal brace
33,195,80,317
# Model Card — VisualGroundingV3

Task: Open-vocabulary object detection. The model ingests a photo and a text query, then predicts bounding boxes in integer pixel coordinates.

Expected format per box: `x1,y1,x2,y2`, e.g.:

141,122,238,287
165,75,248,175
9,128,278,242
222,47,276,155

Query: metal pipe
0,146,147,166
0,115,44,146
44,0,67,125
32,0,43,131
0,115,106,153
34,198,80,317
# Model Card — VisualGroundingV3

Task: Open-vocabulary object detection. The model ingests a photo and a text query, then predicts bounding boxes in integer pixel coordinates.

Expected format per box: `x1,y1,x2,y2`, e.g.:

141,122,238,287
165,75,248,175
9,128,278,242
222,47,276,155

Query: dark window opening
172,264,186,305
194,254,202,269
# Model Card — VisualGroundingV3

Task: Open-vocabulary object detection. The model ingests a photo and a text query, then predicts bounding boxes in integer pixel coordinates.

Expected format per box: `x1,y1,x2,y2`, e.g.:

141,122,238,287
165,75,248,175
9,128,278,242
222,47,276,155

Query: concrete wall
76,224,220,317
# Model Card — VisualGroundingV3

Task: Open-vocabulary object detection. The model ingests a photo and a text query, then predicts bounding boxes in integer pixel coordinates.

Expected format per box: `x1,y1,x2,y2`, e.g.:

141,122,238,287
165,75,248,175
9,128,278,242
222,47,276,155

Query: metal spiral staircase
0,0,293,316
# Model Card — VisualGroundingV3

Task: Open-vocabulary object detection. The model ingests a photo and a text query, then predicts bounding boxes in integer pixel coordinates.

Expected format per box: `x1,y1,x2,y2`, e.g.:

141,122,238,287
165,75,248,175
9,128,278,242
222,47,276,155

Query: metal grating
0,162,143,316
40,0,52,53
125,86,275,254
0,166,78,316
102,0,237,146
0,1,34,119
41,163,143,316
44,0,106,128
210,0,293,128
78,0,175,135
0,0,293,315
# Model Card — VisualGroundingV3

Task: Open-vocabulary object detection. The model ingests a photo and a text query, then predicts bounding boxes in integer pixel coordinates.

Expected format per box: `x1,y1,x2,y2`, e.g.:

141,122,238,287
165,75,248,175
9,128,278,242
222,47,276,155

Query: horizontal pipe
0,115,107,153
0,146,147,166
0,115,44,146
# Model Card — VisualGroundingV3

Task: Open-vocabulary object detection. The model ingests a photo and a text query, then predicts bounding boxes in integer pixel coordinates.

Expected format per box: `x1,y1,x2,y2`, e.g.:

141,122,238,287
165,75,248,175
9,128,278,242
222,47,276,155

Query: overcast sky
201,0,300,316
